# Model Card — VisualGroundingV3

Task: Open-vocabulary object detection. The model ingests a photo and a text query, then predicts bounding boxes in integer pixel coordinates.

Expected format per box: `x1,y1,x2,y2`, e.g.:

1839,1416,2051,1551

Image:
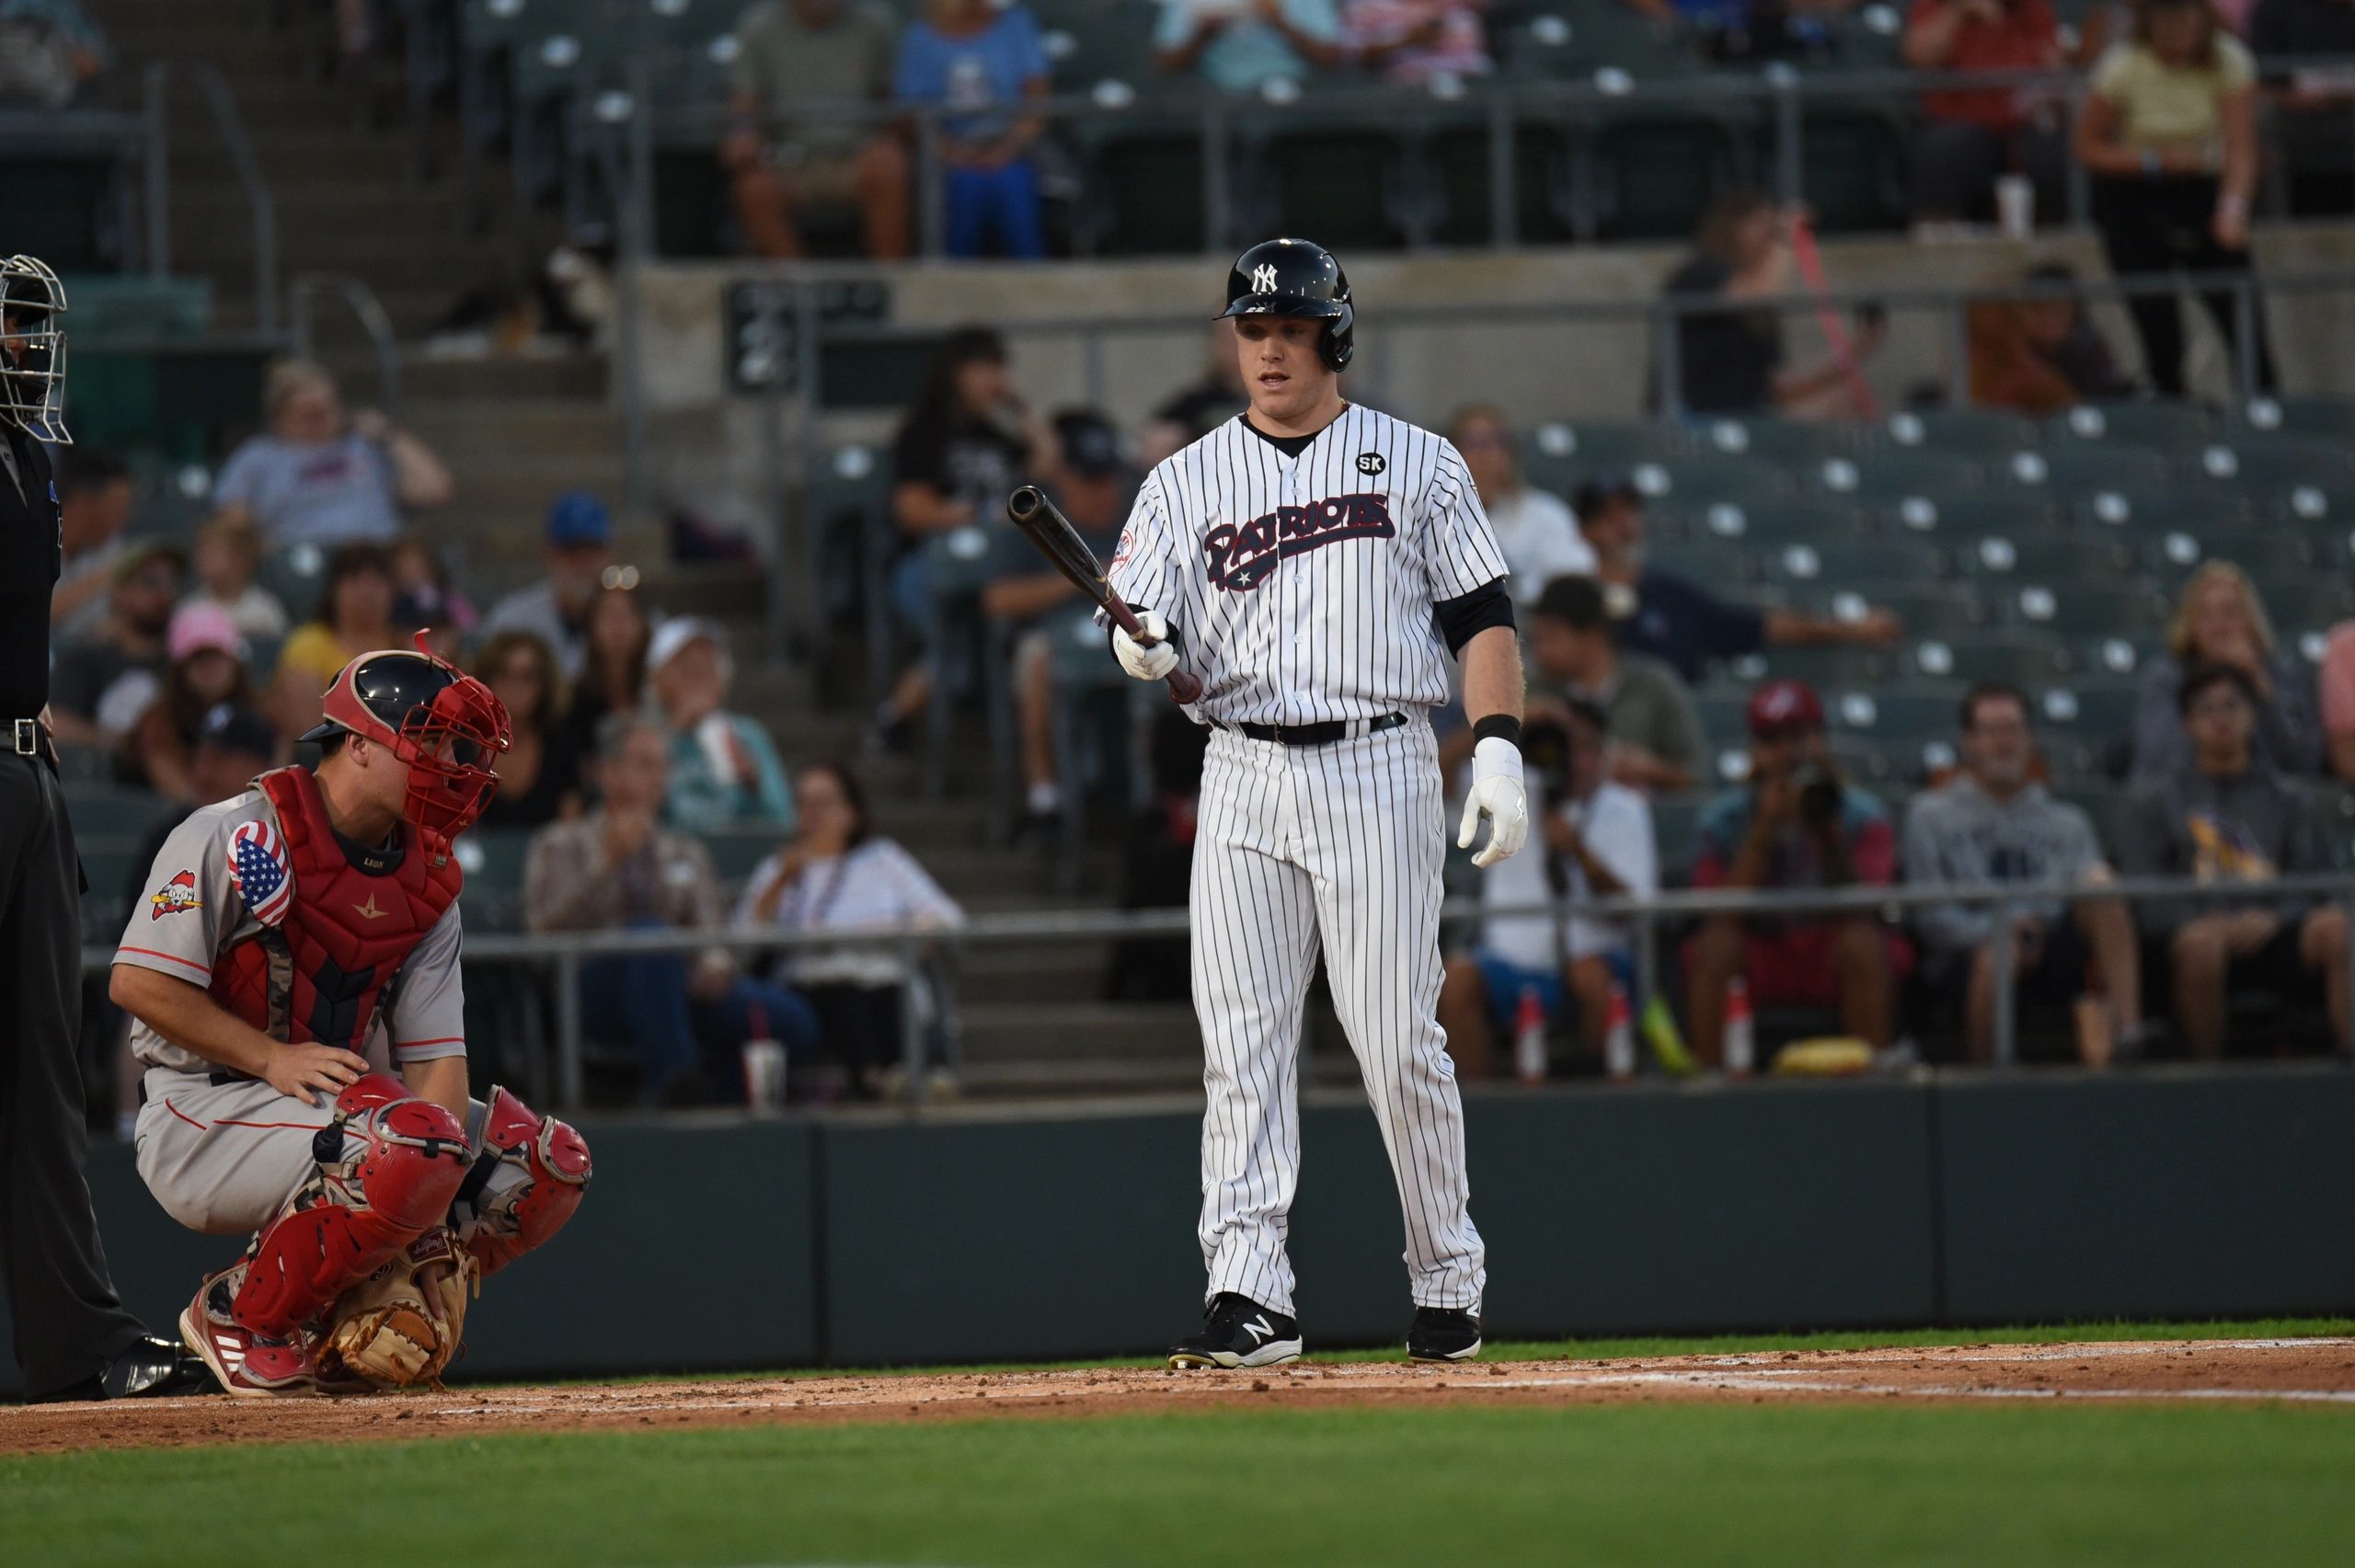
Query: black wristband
1471,714,1522,750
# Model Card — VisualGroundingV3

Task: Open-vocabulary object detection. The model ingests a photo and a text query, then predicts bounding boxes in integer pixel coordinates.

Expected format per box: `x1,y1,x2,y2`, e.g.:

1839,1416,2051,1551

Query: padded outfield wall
4,1065,2350,1393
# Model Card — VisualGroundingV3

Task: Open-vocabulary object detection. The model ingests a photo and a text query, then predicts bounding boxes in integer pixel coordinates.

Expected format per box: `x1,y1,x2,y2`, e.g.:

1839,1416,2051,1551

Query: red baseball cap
1747,678,1825,738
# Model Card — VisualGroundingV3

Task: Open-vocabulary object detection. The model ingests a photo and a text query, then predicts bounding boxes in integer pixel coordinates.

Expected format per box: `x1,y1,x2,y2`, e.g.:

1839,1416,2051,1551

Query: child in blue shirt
895,0,1051,258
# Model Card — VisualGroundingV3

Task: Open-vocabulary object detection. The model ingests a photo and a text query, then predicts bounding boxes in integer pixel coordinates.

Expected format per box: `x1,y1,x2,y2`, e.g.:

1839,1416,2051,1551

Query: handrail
80,869,2355,1107
142,60,281,333
289,273,403,414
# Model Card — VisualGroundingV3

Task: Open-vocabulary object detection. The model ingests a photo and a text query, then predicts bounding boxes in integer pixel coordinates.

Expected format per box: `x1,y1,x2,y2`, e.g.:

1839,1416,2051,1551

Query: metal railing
290,273,405,413
141,60,281,333
82,871,2355,1113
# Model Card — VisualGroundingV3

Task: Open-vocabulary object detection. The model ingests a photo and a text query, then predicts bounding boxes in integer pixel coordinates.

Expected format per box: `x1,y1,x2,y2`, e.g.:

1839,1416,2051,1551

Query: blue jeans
944,157,1044,259
580,944,819,1102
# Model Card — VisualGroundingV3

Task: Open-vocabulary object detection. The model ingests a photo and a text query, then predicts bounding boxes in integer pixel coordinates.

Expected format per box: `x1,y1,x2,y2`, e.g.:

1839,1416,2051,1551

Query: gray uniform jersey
1108,406,1510,726
115,790,468,1075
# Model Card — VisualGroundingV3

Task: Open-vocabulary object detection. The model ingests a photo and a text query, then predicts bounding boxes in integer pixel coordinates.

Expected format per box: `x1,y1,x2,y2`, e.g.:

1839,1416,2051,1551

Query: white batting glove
1457,736,1529,869
1112,611,1178,681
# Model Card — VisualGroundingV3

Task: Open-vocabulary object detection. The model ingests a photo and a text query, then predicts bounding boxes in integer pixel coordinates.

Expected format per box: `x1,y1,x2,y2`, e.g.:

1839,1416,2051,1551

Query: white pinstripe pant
1189,715,1486,1318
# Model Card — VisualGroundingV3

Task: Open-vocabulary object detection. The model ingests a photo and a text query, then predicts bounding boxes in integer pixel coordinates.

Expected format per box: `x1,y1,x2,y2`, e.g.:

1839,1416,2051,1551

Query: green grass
9,1401,2355,1567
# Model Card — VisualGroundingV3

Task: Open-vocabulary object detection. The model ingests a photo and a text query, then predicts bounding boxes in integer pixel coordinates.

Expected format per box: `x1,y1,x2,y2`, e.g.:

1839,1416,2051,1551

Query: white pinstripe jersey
1106,405,1511,727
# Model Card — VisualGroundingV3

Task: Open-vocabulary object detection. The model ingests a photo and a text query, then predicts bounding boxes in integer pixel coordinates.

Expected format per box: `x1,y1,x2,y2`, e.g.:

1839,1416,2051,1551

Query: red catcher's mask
300,632,513,838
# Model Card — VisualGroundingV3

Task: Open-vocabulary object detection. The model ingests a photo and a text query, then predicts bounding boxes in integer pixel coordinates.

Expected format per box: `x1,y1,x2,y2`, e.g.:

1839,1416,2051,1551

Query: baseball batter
1108,238,1530,1368
113,638,592,1396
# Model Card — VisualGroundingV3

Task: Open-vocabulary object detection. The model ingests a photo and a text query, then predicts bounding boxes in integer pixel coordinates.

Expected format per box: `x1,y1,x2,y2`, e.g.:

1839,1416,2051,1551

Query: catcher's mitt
322,1227,477,1390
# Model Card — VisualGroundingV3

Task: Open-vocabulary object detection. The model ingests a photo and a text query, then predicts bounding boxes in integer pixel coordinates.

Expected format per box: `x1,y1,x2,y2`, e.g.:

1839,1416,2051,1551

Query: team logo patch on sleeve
149,871,201,920
227,819,294,926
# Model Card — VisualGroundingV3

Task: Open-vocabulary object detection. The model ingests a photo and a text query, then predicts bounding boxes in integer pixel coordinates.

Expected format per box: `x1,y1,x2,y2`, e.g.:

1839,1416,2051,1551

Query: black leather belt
1214,712,1409,747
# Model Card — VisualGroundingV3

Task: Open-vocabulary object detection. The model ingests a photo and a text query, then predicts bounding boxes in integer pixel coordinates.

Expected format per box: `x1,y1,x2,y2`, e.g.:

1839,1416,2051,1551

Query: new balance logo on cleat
1168,1293,1303,1370
1243,1315,1273,1345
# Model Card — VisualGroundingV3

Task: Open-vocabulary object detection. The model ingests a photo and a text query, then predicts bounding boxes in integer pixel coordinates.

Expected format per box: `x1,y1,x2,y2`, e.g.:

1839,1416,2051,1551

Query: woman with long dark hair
558,580,653,768
732,761,962,1096
471,629,582,829
2074,0,2276,396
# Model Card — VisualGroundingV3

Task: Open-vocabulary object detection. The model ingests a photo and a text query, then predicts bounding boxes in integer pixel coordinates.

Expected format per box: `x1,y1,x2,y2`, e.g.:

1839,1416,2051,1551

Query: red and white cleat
179,1266,321,1399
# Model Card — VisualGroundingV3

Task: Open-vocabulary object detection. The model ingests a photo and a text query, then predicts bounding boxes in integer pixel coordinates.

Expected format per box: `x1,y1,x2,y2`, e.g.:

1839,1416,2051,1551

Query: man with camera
1684,679,1905,1067
1440,697,1656,1075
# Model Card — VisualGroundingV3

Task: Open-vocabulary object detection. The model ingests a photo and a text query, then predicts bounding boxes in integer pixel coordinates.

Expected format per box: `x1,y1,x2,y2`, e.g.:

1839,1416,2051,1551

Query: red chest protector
211,767,464,1052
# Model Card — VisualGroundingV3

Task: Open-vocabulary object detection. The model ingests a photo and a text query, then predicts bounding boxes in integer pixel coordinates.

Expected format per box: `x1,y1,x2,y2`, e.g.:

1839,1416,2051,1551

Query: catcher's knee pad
456,1084,591,1276
232,1077,473,1336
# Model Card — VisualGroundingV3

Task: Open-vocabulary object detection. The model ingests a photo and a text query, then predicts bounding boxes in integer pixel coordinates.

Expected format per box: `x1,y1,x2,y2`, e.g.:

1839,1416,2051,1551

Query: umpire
1,254,206,1401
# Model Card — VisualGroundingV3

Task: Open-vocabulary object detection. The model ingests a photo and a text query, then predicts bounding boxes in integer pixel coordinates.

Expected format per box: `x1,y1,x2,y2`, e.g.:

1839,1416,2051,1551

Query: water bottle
1724,976,1755,1079
1603,983,1636,1082
1513,985,1548,1086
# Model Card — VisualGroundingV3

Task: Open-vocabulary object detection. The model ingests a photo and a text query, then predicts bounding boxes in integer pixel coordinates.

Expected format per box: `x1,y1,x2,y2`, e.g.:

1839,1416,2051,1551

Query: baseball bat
1006,485,1204,704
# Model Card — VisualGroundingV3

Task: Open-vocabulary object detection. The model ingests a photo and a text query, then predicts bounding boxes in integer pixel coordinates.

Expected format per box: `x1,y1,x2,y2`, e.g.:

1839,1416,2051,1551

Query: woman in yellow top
270,542,399,741
2072,0,2277,398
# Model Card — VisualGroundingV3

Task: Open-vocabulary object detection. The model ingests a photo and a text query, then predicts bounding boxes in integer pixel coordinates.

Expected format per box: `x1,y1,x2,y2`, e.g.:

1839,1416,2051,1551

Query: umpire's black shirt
0,427,63,716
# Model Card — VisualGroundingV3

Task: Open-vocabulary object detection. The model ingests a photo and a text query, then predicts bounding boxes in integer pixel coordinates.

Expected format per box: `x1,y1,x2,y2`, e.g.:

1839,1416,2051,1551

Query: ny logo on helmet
1251,263,1278,293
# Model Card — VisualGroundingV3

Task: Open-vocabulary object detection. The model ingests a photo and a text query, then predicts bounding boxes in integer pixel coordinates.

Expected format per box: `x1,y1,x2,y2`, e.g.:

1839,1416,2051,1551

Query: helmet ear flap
1322,301,1355,372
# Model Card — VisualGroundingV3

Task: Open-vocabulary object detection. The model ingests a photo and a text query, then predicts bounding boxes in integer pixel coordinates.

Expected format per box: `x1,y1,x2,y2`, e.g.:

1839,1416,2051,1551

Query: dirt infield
6,1337,2351,1457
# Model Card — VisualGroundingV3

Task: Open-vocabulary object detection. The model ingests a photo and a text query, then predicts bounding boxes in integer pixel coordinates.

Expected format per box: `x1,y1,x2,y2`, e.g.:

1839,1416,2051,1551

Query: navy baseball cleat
1407,1306,1482,1362
1168,1292,1303,1369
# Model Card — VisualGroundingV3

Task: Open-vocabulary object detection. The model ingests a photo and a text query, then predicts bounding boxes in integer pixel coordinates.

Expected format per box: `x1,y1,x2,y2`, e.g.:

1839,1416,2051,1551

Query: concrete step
401,398,623,458
385,354,612,402
174,227,507,282
956,1001,1200,1064
955,948,1114,1005
955,1059,1204,1099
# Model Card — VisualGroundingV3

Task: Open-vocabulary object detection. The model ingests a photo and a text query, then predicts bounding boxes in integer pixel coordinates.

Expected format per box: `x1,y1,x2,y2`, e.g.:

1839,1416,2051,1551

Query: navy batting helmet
1216,237,1353,372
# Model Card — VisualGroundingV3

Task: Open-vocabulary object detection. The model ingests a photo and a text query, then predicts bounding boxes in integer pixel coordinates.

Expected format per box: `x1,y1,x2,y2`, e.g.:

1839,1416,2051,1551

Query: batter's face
1234,318,1337,428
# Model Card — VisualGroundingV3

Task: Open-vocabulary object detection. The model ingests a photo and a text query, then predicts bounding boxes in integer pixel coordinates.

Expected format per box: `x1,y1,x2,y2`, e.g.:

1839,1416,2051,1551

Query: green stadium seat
1732,644,1893,690
1953,532,2138,584
2196,432,2355,492
1677,498,1872,547
1786,101,1912,235
1811,449,1982,501
1882,490,2062,539
1648,793,1704,878
1250,109,1416,253
452,828,536,933
1587,112,1748,241
2045,400,2216,450
701,829,784,887
2033,681,2141,755
1821,582,1985,639
2244,573,2355,638
2067,634,2150,682
1761,537,1946,590
1630,455,1792,509
1692,418,1859,466
2239,393,2355,441
1996,580,2168,635
1905,634,2071,688
2074,483,2257,536
2053,784,2132,859
1879,406,2039,457
1427,121,1579,246
1998,445,2173,495
1643,535,1759,587
1826,685,1965,781
1082,125,1211,256
1520,420,1685,497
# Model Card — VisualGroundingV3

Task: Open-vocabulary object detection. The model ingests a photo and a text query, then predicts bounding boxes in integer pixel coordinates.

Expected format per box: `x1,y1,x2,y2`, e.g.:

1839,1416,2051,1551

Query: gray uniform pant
135,1070,525,1241
0,754,145,1396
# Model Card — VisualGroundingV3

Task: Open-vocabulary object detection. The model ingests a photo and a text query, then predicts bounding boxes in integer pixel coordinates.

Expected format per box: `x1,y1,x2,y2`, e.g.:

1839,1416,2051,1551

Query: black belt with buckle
9,718,38,757
1215,712,1409,747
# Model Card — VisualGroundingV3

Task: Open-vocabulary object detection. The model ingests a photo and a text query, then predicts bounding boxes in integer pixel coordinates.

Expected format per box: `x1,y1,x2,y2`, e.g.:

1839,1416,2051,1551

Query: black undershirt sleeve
1433,578,1514,657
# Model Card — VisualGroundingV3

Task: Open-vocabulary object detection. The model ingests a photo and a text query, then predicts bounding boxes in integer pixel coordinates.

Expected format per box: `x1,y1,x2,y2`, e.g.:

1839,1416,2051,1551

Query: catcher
113,636,591,1396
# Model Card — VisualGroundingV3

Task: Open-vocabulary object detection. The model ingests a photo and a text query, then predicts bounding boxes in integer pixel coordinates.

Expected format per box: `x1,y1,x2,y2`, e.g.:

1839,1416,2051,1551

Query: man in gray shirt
1904,683,2142,1065
2125,663,2349,1057
1522,573,1706,794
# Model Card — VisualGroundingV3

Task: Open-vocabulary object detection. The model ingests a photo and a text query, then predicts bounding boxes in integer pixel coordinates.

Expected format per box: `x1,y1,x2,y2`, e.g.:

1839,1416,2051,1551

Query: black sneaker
1167,1291,1302,1369
1407,1306,1482,1362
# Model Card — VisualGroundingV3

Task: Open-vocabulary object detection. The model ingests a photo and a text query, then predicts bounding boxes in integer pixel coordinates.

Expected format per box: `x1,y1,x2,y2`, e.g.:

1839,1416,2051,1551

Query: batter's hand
1457,737,1529,869
1113,610,1179,681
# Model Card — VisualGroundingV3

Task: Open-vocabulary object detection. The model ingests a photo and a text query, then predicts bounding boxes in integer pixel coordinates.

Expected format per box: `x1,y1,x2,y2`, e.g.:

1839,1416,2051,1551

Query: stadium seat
2073,484,2257,537
1761,538,1946,590
1679,498,1872,547
1821,582,1984,639
2045,401,2216,450
1953,532,2137,585
1080,124,1212,256
1248,111,1416,253
453,829,535,933
2033,682,2141,778
2053,784,2132,859
2067,634,2148,682
2240,392,2355,441
1905,634,2071,688
1879,406,2039,458
1693,418,1859,466
1648,793,1703,878
2244,573,2355,638
1630,454,1792,508
2197,432,2355,492
1998,445,2173,495
1996,581,2168,635
1733,644,1893,690
1812,449,1982,501
1427,120,1579,246
1520,420,1685,497
1882,490,2062,540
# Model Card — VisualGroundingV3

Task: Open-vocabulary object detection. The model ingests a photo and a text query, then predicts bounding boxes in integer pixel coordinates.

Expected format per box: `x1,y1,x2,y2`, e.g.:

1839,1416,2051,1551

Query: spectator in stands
1519,575,1706,793
2251,0,2355,217
481,492,616,681
872,327,1044,748
0,0,109,107
1685,679,1906,1064
211,360,452,547
2126,662,2348,1056
894,0,1051,258
389,536,477,647
1904,682,2144,1064
2131,562,2319,783
723,0,911,259
1141,326,1251,467
1967,261,2137,412
733,761,963,1098
2320,620,2355,783
981,409,1132,841
1155,0,1342,94
1901,0,2068,229
1109,708,1210,1002
270,542,397,742
525,713,820,1105
1446,405,1593,604
648,616,794,832
2074,0,2277,397
181,515,288,642
1440,696,1657,1075
1575,476,1903,684
125,605,259,804
50,542,179,750
1660,189,1888,418
470,630,582,830
50,447,131,635
559,581,654,770
1340,0,1491,84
